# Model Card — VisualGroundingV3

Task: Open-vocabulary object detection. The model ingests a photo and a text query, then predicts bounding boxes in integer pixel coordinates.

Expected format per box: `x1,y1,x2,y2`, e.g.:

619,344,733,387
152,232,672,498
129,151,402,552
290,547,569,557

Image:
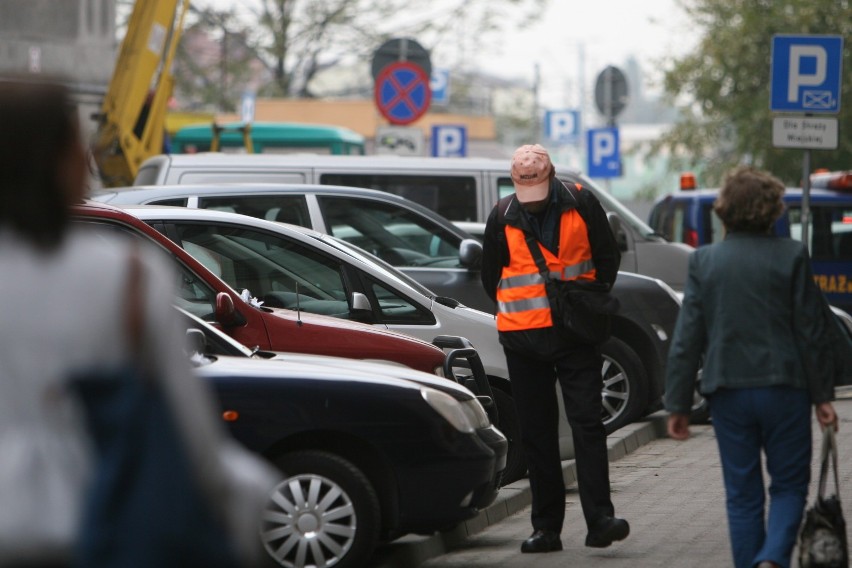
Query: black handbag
799,426,849,568
522,232,619,345
71,248,239,568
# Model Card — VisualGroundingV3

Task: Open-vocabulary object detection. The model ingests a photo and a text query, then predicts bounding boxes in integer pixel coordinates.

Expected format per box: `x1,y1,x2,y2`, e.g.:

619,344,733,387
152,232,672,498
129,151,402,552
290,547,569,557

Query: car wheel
492,388,527,485
600,337,649,434
263,451,381,568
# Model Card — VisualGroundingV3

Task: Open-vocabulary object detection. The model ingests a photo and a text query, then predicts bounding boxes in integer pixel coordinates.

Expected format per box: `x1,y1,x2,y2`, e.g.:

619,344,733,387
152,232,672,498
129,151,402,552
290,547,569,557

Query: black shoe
520,529,563,553
585,516,630,548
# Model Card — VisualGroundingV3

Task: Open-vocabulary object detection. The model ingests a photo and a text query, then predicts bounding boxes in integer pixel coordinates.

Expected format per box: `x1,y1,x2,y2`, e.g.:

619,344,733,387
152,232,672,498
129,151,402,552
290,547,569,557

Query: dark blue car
177,309,507,568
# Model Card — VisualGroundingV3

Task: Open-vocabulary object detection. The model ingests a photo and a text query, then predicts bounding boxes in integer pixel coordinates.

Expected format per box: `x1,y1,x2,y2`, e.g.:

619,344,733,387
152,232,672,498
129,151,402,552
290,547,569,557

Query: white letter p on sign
788,45,827,102
591,131,616,166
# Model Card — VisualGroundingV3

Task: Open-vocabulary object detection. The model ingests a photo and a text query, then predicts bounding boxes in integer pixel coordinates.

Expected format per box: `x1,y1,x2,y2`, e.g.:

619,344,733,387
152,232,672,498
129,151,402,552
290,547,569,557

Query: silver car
94,185,683,444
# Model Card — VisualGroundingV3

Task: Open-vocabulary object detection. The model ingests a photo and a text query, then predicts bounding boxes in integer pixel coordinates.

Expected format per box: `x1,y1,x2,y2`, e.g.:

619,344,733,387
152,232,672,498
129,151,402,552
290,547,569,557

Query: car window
171,223,351,317
197,195,311,228
311,233,439,298
364,276,434,324
148,198,188,207
316,196,463,268
497,176,515,200
320,173,478,222
704,203,724,244
564,173,657,237
789,205,852,261
74,219,217,320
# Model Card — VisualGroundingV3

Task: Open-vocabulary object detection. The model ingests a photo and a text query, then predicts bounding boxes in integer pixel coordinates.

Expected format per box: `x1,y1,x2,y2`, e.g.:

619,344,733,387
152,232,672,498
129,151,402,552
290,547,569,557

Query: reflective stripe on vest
496,209,596,332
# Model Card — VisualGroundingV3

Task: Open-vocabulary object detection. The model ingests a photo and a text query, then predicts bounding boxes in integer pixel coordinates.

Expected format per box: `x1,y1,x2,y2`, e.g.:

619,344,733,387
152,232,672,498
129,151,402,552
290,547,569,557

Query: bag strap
818,426,842,501
521,232,564,313
523,232,551,280
125,244,144,356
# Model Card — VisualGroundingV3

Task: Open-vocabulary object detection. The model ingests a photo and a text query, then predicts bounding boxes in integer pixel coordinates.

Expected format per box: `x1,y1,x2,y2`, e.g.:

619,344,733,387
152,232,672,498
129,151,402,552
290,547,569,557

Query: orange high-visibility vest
496,209,596,332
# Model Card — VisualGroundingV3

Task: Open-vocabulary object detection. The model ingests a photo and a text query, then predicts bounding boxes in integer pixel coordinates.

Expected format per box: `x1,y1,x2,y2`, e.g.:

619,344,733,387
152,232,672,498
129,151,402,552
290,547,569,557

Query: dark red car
73,201,447,375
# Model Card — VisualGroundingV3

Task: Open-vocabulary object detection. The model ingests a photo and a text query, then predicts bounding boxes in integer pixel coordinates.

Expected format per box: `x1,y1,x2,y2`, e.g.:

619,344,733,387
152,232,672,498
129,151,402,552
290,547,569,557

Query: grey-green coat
665,232,837,415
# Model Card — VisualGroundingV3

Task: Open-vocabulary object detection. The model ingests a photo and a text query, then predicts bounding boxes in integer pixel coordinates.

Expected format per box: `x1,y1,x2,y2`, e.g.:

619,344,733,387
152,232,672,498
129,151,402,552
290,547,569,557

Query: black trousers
504,344,614,533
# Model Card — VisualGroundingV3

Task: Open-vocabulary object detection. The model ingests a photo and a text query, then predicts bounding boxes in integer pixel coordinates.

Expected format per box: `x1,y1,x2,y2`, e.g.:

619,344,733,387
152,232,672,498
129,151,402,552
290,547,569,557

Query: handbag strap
521,232,563,309
522,232,551,280
125,244,144,355
818,426,842,501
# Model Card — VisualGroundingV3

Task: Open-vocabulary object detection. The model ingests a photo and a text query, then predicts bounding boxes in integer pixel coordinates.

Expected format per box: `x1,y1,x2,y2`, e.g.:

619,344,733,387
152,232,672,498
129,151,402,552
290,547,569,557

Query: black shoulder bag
521,231,619,345
798,426,848,568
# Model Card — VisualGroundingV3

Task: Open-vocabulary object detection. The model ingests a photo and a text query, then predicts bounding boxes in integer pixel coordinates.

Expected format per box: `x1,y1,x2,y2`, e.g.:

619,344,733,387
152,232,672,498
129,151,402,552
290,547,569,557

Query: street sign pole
802,147,811,248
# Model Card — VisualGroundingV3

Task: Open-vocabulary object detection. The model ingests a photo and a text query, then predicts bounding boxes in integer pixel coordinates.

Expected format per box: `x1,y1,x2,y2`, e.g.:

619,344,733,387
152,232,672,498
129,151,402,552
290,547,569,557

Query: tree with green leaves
651,0,851,188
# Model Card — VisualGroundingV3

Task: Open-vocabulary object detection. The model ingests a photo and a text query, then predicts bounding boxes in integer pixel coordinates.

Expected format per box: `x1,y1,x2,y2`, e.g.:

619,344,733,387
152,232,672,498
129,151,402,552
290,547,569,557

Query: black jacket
481,178,621,360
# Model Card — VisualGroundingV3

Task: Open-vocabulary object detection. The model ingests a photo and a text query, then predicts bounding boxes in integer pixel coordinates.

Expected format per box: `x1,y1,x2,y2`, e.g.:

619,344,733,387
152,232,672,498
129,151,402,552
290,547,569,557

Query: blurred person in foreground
0,78,276,567
665,166,839,568
481,144,628,553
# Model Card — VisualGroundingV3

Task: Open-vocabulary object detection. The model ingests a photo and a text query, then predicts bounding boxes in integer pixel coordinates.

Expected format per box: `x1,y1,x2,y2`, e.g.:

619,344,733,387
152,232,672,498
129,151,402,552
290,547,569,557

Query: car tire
492,388,527,485
263,451,381,568
601,337,649,434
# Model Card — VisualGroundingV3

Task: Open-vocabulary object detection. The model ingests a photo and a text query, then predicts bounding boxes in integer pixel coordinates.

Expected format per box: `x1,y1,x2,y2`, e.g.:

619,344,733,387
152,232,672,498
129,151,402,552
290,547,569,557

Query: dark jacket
665,233,837,414
481,178,621,360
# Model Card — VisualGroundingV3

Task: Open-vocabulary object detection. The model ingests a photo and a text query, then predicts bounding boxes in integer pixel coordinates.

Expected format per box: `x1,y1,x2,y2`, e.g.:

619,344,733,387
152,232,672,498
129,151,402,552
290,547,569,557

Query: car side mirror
185,328,207,356
459,238,482,269
607,212,629,252
349,292,374,323
215,292,240,327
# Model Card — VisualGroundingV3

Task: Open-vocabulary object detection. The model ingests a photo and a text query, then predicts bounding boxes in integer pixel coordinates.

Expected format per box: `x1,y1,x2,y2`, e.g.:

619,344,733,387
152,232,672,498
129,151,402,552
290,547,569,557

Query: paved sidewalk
371,398,852,568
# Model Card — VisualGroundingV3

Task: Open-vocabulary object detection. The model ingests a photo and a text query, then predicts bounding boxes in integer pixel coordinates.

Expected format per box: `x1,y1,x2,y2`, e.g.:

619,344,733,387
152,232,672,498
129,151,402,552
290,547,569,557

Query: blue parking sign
586,128,620,178
544,110,581,144
771,35,843,113
431,125,466,157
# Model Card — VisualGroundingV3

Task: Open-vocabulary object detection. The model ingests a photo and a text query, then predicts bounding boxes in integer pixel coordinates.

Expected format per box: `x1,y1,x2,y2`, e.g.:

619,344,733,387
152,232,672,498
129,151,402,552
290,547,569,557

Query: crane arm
93,0,190,188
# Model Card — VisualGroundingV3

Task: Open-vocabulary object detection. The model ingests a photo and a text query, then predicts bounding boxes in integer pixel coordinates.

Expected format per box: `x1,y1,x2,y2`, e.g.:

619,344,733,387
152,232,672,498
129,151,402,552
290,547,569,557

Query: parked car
124,205,527,483
648,170,852,313
178,306,507,500
72,201,448,376
121,203,680,479
179,310,502,568
127,153,693,291
93,185,684,439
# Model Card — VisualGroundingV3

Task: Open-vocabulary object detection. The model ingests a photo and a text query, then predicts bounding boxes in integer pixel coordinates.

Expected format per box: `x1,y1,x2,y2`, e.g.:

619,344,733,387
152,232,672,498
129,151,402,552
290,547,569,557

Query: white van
134,153,693,290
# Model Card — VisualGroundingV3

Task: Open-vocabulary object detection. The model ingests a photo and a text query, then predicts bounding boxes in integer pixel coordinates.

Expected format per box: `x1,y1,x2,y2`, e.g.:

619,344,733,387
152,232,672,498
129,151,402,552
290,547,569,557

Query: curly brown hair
713,166,785,233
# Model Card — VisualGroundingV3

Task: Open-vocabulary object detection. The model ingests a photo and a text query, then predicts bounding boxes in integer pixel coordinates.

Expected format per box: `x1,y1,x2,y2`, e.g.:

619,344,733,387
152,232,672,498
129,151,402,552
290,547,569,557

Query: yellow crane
92,0,189,188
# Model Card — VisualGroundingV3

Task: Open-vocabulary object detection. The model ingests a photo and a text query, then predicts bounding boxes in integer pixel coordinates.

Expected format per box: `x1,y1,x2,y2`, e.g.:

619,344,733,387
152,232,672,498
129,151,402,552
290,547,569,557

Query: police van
133,153,694,291
648,170,852,312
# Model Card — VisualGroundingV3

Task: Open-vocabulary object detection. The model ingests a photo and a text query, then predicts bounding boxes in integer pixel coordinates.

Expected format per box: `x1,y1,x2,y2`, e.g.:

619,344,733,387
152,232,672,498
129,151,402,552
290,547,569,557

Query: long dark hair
0,78,80,250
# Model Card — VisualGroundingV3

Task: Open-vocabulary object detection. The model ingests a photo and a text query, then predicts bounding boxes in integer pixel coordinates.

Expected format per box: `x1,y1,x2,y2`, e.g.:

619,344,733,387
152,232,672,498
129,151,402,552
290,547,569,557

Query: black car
178,309,507,568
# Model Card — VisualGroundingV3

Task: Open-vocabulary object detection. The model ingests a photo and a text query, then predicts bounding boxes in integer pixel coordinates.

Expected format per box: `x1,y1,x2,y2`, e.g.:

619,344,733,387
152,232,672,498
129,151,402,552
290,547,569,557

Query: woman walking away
0,77,277,568
665,165,838,568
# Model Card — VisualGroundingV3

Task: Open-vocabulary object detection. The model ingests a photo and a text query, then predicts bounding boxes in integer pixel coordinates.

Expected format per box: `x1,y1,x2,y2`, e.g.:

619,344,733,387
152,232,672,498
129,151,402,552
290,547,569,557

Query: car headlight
420,388,474,433
459,398,491,429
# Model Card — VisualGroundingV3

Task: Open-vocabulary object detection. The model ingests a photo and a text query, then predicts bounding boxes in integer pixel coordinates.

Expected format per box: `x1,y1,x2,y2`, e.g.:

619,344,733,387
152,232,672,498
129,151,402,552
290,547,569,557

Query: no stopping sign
374,61,432,125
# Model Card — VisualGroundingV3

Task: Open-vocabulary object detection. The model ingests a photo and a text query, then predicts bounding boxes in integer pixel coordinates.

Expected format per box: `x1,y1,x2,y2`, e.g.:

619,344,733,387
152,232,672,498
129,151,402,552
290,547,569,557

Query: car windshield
567,172,657,238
